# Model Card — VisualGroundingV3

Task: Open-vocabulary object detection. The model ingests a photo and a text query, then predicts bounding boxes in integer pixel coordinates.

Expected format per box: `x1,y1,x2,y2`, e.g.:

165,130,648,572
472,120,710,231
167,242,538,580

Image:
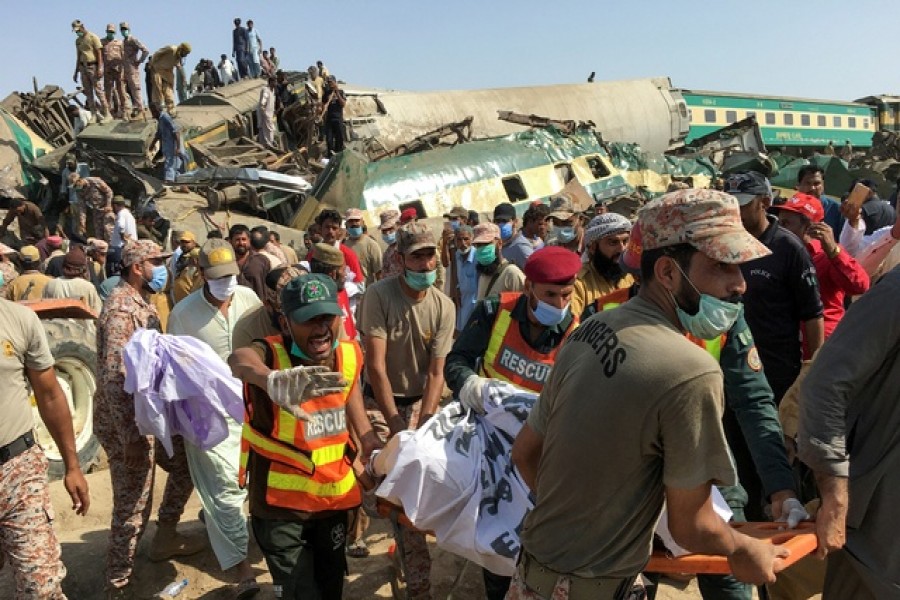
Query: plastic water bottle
159,578,189,597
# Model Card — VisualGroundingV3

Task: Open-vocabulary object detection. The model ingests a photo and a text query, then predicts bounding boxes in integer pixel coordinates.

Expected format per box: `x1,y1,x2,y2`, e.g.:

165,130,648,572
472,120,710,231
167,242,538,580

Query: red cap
777,193,824,223
619,220,643,275
399,207,418,224
523,246,581,284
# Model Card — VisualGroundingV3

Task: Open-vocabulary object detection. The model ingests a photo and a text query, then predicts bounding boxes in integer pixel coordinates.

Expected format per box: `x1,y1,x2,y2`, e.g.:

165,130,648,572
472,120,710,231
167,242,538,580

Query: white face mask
207,275,238,301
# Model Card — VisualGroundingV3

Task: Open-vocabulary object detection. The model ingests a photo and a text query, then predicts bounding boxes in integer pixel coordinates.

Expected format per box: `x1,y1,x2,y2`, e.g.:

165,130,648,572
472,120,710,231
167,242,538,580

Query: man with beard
305,209,364,284
231,224,270,300
444,245,580,600
570,213,633,318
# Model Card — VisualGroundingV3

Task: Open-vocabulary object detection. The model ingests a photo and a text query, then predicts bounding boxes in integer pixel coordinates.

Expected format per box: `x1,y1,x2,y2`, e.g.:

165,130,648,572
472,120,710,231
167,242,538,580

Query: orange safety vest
593,288,727,360
238,337,362,513
481,292,579,392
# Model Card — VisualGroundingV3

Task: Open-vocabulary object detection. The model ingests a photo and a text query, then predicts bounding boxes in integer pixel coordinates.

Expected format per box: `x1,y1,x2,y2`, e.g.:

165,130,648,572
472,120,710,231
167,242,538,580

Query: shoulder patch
2,340,14,357
747,346,762,372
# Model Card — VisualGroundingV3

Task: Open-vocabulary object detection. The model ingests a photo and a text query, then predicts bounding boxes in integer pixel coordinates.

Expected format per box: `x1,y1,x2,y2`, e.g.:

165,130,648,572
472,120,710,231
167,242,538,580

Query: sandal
234,578,260,600
346,539,370,558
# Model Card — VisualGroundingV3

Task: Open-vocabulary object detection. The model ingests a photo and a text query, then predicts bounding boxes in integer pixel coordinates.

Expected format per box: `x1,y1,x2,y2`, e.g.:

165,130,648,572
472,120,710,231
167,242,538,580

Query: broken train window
585,156,610,179
502,176,529,203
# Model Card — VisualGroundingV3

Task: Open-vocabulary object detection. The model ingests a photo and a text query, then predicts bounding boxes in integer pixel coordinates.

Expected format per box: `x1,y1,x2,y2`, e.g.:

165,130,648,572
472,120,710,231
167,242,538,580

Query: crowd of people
0,161,898,599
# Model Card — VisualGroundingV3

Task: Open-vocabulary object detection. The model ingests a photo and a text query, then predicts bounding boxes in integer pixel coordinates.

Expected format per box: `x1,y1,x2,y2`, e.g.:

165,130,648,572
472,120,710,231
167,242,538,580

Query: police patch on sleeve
747,346,762,372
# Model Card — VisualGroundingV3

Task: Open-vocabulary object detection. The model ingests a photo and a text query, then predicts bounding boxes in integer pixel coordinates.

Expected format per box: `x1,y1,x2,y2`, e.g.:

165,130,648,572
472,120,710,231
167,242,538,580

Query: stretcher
376,498,818,577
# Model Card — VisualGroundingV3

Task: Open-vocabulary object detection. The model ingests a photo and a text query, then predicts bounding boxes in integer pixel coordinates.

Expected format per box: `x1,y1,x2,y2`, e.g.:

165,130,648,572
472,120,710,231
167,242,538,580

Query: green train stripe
686,125,873,147
683,93,872,116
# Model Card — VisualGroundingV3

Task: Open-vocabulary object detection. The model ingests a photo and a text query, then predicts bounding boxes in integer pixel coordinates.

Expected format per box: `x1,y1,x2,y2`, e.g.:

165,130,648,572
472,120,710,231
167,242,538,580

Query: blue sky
3,0,898,102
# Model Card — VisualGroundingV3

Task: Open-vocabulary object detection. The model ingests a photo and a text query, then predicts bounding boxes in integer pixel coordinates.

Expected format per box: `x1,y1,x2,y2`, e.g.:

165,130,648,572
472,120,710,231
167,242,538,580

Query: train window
554,163,575,184
746,111,756,119
783,114,794,126
864,118,870,129
704,109,716,123
833,116,842,127
502,176,529,202
586,156,610,179
765,112,776,125
801,114,811,126
848,117,857,128
817,115,827,127
678,102,688,118
725,110,737,123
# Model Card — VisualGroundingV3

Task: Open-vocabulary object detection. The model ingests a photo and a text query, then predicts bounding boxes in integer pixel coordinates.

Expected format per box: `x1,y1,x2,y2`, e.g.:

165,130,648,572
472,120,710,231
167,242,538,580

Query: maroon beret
523,246,581,284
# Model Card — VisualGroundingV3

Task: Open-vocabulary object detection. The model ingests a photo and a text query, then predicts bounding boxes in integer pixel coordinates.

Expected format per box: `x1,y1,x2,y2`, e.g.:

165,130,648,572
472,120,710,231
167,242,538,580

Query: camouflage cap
312,242,345,267
119,21,130,29
106,23,116,32
378,209,400,231
344,208,363,221
637,188,771,264
443,206,468,219
199,239,239,279
87,237,109,253
0,242,17,255
397,222,436,255
548,194,576,220
472,222,500,244
71,19,83,30
121,240,170,268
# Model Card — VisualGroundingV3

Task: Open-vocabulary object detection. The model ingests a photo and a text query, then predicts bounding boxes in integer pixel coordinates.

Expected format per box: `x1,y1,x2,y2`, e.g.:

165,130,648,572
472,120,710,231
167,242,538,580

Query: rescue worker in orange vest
584,219,807,600
444,245,582,600
228,273,381,600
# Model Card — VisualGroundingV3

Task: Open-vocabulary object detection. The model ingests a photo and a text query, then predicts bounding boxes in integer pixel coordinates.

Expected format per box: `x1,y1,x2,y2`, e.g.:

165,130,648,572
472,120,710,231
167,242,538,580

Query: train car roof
680,89,869,109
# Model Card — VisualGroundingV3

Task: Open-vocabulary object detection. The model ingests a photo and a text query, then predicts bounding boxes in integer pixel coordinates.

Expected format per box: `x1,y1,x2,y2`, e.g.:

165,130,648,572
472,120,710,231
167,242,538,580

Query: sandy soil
0,469,721,600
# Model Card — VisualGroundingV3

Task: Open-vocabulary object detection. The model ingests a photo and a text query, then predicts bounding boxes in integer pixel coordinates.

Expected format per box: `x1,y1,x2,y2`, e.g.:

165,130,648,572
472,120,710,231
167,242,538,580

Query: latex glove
776,497,811,529
459,375,488,414
266,366,347,420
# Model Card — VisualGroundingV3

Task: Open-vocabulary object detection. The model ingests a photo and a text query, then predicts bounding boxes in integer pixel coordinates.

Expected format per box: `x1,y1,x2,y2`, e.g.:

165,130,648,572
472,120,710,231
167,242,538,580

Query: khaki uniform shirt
6,271,51,301
75,31,102,64
344,234,383,286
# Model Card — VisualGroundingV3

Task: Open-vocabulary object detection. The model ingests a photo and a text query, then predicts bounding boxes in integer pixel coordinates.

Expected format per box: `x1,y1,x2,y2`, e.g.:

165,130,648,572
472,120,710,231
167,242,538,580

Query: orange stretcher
376,498,818,576
646,521,818,575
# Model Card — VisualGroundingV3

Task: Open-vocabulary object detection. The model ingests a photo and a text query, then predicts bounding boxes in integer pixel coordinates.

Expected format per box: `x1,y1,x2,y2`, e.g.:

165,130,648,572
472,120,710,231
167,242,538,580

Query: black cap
493,202,516,221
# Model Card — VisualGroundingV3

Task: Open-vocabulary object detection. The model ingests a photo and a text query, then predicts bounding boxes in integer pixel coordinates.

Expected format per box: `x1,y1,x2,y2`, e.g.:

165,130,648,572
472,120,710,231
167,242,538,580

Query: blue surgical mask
552,225,576,244
450,220,461,232
347,226,363,239
404,269,436,291
382,232,397,245
146,264,168,293
0,271,4,288
475,244,497,266
498,222,514,241
671,264,742,338
531,294,570,327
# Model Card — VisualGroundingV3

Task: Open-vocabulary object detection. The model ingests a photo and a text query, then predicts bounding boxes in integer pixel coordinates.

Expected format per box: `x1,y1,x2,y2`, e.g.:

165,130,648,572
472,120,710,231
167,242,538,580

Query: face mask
382,232,397,245
552,226,576,244
207,275,238,301
106,33,115,40
347,226,363,239
0,271,4,288
145,265,168,293
76,31,84,38
404,269,436,291
475,244,497,266
531,293,570,327
291,339,338,361
122,30,130,38
450,220,460,232
671,264,742,338
498,222,514,241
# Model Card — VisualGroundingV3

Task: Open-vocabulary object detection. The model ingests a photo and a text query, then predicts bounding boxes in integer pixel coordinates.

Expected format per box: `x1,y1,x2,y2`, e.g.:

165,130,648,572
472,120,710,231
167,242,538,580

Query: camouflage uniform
96,275,194,589
504,569,571,600
0,261,18,298
364,394,431,599
74,28,109,117
381,244,402,279
122,30,149,114
76,176,115,242
0,446,67,599
102,36,128,119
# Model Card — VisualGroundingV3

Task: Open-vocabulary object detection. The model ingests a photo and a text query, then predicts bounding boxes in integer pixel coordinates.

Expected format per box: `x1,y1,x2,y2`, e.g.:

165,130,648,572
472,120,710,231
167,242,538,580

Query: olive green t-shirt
521,295,736,578
358,276,455,397
0,299,55,447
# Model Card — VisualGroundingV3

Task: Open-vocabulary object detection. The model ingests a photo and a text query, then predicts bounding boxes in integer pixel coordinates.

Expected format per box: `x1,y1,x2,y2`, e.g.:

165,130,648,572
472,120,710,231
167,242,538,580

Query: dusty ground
0,469,728,600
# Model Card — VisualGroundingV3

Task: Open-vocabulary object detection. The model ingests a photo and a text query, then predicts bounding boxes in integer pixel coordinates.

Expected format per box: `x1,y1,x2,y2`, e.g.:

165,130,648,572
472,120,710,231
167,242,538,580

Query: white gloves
776,497,811,529
459,375,489,414
266,366,347,421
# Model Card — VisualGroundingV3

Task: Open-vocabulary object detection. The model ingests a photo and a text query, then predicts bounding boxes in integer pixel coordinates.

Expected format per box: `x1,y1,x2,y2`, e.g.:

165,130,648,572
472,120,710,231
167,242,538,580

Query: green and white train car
682,90,876,150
